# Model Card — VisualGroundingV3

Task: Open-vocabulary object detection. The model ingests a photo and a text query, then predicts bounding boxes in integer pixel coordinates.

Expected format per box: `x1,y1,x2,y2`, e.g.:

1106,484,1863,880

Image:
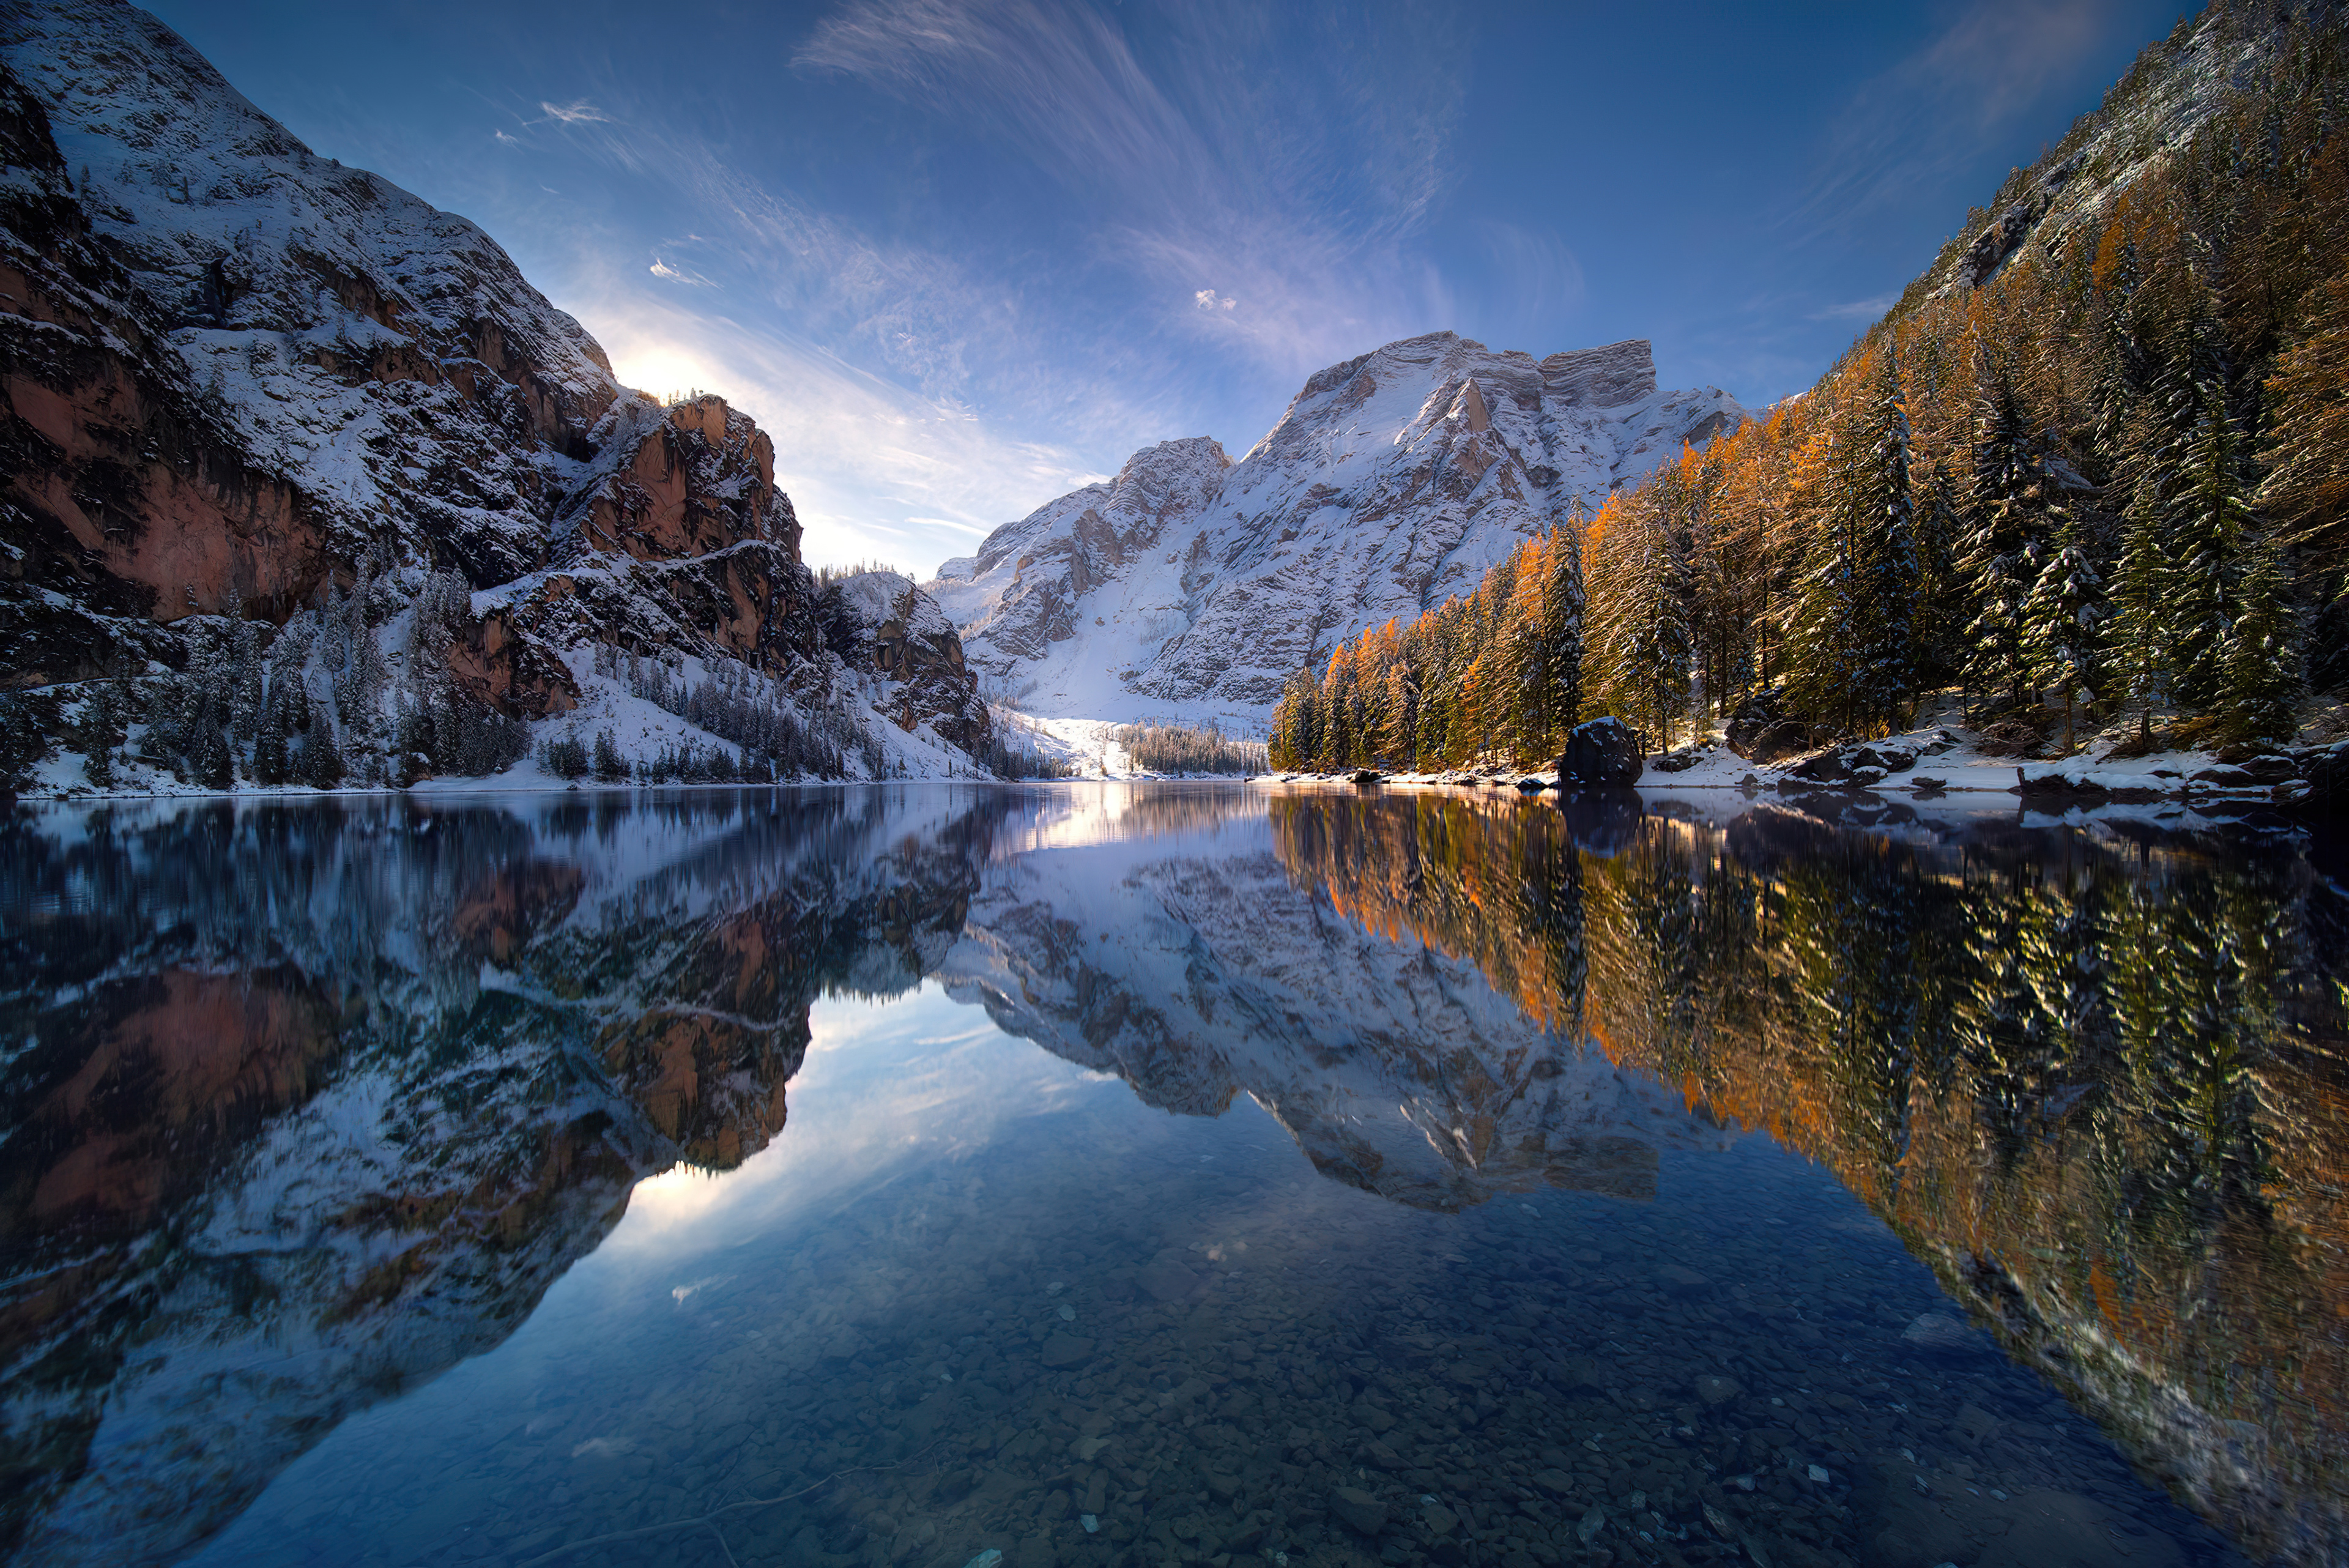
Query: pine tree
190,712,232,790
2020,510,2109,752
296,704,344,788
2108,490,2172,743
1855,348,1919,726
228,593,264,740
1958,360,2046,718
593,727,626,782
1620,504,1694,751
253,682,291,785
0,693,47,793
2219,535,2301,743
2167,382,2254,708
2260,269,2349,586
1912,461,1965,685
1785,420,1867,733
77,682,125,788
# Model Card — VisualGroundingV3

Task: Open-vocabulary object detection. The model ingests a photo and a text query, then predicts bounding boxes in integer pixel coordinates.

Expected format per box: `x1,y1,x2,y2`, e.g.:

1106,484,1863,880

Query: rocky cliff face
0,0,987,782
927,333,1746,720
1917,2,2338,300
818,569,992,760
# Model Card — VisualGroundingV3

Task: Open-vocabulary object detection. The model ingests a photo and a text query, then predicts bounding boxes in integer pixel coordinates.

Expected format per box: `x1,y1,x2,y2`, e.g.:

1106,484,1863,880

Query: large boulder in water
1556,718,1641,787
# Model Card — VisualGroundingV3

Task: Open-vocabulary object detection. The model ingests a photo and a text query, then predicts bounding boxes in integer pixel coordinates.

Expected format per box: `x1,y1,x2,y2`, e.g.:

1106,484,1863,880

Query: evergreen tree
2260,269,2349,587
593,727,626,782
1958,360,2046,717
296,704,344,788
253,682,291,786
2020,510,2109,752
1855,348,1919,726
0,693,46,793
1620,513,1694,751
77,682,125,788
228,594,264,740
2219,535,2301,743
1785,422,1868,732
1912,461,1965,685
2167,382,2255,708
2107,490,2172,743
140,675,184,764
189,712,232,790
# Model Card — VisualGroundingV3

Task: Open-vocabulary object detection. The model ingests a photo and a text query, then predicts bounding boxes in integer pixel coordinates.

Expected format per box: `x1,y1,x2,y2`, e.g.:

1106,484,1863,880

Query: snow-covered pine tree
2219,534,2302,744
2260,269,2349,590
1957,358,2045,718
296,702,343,787
1784,420,1866,734
1517,521,1586,759
333,565,388,779
2019,509,2109,752
1913,461,1965,687
2106,498,2170,745
593,727,625,782
1619,497,1695,752
253,680,291,785
77,681,123,787
228,593,263,741
0,693,46,793
1855,347,1918,728
2166,381,2254,710
188,705,232,789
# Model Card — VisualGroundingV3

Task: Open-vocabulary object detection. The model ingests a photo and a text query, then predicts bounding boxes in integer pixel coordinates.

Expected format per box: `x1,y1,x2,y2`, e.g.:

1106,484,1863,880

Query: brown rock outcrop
0,9,971,781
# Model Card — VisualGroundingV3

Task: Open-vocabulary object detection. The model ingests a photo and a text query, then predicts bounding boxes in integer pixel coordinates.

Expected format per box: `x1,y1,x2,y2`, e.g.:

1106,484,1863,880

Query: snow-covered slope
0,0,991,784
1920,2,2336,300
928,333,1745,724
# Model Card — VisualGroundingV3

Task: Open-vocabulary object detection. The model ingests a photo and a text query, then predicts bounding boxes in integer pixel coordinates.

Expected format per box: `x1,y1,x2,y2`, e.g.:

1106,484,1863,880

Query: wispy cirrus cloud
1809,292,1899,322
533,98,609,125
1788,0,2121,240
792,0,1473,384
483,0,1481,566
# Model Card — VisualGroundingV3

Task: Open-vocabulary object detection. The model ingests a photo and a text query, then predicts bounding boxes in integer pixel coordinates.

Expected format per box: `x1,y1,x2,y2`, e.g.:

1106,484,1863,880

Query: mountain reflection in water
0,786,2337,1568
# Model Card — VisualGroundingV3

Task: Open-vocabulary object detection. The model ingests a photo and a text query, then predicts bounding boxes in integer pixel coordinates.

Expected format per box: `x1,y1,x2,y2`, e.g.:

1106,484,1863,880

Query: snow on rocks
929,333,1746,721
0,4,1001,786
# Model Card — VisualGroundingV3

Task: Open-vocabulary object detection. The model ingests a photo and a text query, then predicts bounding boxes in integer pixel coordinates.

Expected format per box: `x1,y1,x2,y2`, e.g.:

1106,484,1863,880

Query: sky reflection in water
1,785,2337,1568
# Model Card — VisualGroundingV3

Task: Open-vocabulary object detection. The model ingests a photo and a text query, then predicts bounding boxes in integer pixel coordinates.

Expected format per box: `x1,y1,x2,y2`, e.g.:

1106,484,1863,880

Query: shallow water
1,785,2340,1568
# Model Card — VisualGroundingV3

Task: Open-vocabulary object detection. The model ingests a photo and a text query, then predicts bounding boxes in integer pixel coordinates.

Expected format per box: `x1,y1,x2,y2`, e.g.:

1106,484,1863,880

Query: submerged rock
1693,1375,1742,1406
1330,1486,1387,1536
1902,1311,1980,1353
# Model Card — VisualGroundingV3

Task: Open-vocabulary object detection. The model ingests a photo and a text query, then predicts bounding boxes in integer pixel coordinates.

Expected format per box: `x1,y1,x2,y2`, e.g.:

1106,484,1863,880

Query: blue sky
152,0,2185,573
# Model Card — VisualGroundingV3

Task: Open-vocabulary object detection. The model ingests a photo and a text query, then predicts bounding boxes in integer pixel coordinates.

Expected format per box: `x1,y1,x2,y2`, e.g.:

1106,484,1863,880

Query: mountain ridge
927,330,1745,724
0,0,995,790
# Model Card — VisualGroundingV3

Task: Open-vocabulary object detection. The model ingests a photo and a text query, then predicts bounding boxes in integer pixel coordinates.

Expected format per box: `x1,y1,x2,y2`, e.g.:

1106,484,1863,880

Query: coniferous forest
1272,2,2349,773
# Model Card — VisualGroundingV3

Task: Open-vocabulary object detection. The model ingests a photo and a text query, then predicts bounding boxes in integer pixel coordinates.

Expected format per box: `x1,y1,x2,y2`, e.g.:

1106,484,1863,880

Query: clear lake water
1,784,2342,1568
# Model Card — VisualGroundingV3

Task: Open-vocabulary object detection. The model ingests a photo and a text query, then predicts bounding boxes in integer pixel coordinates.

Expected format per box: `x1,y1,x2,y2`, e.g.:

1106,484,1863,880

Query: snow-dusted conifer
2165,381,2254,709
2219,535,2301,743
2020,510,2109,752
1958,358,2045,716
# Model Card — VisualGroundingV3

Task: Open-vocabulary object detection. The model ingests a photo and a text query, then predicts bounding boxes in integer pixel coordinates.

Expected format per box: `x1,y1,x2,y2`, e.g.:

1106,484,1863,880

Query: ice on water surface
0,785,2336,1568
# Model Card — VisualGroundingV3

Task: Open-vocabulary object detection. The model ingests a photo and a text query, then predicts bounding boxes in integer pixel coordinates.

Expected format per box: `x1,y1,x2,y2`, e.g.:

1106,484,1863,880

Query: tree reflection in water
1272,789,2348,1565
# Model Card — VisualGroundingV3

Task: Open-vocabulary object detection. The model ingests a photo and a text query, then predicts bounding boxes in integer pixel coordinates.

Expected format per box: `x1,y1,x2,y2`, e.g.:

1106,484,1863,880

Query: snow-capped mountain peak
927,331,1745,724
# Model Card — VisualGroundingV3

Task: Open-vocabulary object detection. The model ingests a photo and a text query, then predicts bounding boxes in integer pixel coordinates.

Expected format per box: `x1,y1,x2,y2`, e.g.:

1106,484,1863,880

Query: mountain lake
2,784,2341,1568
